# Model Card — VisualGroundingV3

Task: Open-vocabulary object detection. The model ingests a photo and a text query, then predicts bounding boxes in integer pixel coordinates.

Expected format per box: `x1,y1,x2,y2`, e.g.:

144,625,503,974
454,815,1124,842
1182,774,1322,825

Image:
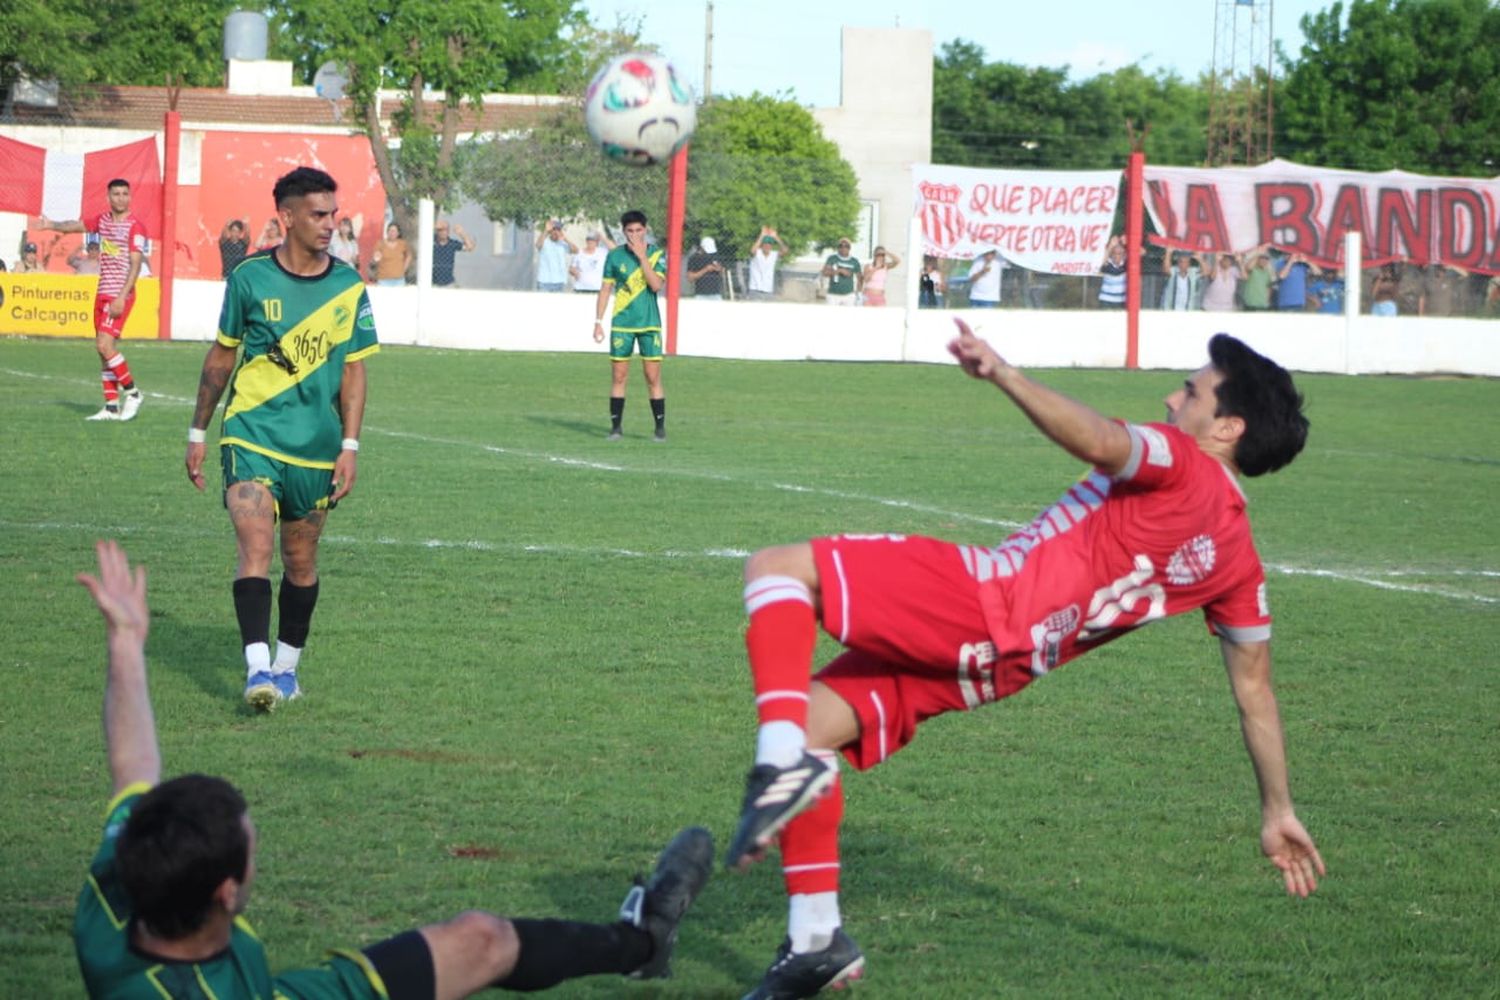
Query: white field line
4,367,1495,603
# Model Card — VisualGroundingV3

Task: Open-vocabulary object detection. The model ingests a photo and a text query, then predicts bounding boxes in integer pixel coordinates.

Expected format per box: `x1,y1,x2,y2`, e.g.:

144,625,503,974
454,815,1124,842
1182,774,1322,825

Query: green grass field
1,336,1497,997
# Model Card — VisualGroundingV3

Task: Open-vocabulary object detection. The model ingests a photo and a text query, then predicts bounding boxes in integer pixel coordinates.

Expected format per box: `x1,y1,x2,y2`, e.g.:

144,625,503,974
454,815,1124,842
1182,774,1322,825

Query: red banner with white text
1143,158,1500,275
912,164,1122,273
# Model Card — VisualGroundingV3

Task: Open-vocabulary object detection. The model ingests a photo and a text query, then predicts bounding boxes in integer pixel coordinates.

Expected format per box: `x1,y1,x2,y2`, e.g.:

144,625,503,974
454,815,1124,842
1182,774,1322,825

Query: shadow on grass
147,610,242,705
522,414,613,440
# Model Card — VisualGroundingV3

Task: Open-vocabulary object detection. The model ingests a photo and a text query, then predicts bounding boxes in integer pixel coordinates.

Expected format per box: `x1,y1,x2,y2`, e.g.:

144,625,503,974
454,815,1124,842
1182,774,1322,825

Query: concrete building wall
812,27,933,308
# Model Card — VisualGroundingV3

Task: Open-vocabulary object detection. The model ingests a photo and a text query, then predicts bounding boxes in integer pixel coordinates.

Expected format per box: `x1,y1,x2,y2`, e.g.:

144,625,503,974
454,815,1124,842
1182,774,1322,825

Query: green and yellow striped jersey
603,245,667,334
216,252,379,469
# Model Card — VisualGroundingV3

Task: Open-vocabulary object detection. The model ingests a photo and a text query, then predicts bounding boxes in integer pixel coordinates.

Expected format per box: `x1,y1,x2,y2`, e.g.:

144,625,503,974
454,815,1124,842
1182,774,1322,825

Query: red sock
781,755,843,896
105,352,136,392
745,575,817,728
100,371,119,406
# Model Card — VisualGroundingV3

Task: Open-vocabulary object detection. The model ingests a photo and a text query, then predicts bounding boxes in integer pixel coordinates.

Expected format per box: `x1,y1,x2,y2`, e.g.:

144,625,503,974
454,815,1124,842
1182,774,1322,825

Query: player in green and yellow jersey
74,540,713,999
184,167,379,711
592,209,669,441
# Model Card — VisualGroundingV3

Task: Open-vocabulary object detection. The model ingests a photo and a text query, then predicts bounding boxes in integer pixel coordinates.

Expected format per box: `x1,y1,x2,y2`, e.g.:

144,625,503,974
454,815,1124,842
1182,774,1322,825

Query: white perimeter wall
170,279,1500,376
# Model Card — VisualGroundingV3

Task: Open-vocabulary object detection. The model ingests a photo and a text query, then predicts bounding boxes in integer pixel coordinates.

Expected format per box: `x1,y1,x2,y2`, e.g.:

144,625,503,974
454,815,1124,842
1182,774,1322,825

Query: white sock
756,720,806,769
272,642,302,674
244,642,271,676
789,892,841,953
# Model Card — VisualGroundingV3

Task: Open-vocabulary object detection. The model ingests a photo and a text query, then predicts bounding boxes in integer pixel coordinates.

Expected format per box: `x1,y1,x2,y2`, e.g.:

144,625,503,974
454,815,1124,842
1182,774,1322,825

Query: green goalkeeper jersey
603,244,667,333
217,252,379,469
74,784,276,999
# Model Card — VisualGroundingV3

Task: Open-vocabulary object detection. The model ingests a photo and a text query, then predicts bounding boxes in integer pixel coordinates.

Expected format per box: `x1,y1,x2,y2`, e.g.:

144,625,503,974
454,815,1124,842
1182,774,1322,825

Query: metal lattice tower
1206,0,1276,165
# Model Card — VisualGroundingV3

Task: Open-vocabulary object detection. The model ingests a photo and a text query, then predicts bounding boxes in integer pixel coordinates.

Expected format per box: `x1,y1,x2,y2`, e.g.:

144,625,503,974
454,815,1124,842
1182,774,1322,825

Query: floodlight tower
1206,0,1276,165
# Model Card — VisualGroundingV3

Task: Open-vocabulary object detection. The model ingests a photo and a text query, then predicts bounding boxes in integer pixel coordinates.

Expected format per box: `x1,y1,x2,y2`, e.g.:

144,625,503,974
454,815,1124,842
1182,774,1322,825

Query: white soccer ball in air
584,53,697,166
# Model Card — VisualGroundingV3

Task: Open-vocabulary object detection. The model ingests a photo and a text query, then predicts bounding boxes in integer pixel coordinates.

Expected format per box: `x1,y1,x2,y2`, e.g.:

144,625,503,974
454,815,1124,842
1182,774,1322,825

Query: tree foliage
686,94,861,258
265,0,587,250
932,40,1208,169
1277,0,1500,174
462,93,861,261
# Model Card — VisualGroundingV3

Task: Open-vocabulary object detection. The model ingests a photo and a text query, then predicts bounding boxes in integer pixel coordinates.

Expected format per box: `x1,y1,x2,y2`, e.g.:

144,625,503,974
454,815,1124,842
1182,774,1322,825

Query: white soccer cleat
119,392,144,421
85,406,121,421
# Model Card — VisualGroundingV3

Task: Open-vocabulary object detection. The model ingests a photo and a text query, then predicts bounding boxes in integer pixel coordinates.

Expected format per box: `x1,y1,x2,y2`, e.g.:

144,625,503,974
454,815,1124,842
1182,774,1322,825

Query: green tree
686,94,861,259
1278,0,1500,173
268,0,587,253
931,40,1208,169
461,106,666,228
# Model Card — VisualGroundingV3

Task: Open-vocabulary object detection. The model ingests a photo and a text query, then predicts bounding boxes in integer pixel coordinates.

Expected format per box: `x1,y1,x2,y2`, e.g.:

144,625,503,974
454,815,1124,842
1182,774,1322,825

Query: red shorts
809,535,1033,770
93,293,135,338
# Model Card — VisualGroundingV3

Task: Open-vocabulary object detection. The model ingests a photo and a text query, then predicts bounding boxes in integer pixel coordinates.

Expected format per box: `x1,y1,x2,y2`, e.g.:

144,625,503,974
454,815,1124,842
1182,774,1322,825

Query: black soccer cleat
621,825,714,979
741,929,865,999
724,752,836,870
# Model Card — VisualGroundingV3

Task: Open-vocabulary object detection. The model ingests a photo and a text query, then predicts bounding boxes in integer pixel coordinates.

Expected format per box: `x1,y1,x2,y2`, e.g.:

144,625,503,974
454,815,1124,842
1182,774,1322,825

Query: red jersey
86,212,148,297
965,422,1270,682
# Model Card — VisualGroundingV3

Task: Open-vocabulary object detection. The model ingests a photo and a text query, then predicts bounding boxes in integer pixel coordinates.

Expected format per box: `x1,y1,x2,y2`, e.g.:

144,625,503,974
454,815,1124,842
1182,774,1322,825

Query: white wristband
341,437,360,452
187,427,206,444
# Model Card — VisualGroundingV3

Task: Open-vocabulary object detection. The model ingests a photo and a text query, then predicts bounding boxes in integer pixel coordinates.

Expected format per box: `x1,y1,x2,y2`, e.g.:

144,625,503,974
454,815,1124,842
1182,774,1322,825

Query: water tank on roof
223,11,269,61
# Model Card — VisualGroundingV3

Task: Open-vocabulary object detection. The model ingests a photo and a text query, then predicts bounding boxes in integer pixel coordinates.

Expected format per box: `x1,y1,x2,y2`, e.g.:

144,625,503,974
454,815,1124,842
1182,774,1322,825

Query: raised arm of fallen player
947,318,1133,475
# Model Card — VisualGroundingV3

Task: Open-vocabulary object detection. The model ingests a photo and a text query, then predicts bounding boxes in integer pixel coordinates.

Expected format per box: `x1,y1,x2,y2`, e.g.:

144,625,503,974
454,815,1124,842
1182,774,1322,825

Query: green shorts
610,329,663,361
274,950,388,999
222,444,334,522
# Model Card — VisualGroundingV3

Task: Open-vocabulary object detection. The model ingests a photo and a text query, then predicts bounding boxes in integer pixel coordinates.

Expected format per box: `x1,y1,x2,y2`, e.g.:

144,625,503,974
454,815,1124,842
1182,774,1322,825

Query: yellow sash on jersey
611,249,664,325
225,284,363,422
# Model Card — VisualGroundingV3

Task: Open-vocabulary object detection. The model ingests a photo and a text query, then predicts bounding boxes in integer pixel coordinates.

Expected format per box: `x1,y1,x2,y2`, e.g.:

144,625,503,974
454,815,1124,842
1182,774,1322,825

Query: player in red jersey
38,179,148,421
724,320,1323,999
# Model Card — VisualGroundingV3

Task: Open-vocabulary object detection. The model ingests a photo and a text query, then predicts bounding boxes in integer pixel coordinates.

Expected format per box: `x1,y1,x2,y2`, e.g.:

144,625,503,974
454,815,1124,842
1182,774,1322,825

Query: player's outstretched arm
77,541,161,795
1220,636,1325,897
947,318,1132,474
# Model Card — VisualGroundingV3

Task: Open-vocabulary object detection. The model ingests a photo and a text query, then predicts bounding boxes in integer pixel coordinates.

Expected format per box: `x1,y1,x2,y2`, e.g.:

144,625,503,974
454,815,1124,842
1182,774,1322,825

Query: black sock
232,577,272,647
493,919,652,991
276,575,320,649
609,396,625,430
650,397,665,428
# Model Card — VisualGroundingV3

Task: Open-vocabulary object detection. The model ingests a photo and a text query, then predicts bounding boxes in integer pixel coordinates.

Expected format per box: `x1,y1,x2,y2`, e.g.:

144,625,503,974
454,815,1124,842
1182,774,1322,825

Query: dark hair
116,774,250,939
620,210,648,228
107,179,130,192
272,167,337,208
1208,333,1308,477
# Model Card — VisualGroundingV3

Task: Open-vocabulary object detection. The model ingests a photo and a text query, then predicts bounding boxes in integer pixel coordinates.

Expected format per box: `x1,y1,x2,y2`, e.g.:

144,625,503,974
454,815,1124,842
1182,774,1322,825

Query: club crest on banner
917,181,966,253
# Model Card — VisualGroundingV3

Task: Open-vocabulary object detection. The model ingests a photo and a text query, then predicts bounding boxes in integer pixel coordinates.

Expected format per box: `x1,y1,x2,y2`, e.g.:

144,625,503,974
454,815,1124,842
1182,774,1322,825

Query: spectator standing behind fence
431,220,474,288
1308,273,1344,314
536,218,576,292
1275,252,1316,311
370,223,411,287
822,239,861,305
70,238,102,275
919,256,945,308
571,231,611,294
219,221,250,277
862,247,899,307
328,218,359,271
967,248,1004,308
1160,251,1202,310
687,236,726,300
1097,236,1127,308
254,219,282,251
747,227,786,300
1240,251,1274,311
1200,253,1243,312
1420,263,1467,316
16,240,43,272
1369,266,1399,316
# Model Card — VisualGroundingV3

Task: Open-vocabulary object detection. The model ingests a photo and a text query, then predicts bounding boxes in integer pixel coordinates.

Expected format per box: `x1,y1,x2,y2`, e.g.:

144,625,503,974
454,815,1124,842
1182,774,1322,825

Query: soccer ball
584,53,697,166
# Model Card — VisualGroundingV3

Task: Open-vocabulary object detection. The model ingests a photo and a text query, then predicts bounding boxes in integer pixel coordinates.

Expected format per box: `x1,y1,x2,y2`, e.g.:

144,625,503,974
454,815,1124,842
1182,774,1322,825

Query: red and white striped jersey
86,212,147,297
964,421,1270,680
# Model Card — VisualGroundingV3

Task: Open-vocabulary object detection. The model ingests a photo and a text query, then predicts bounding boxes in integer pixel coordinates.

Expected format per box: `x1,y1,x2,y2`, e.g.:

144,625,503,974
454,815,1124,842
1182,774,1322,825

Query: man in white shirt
748,226,788,300
967,248,1004,308
571,232,612,294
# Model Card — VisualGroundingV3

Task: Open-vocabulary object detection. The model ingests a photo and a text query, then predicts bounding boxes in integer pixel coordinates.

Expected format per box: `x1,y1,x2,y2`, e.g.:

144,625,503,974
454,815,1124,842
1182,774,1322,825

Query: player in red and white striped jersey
38,179,148,421
725,321,1323,999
